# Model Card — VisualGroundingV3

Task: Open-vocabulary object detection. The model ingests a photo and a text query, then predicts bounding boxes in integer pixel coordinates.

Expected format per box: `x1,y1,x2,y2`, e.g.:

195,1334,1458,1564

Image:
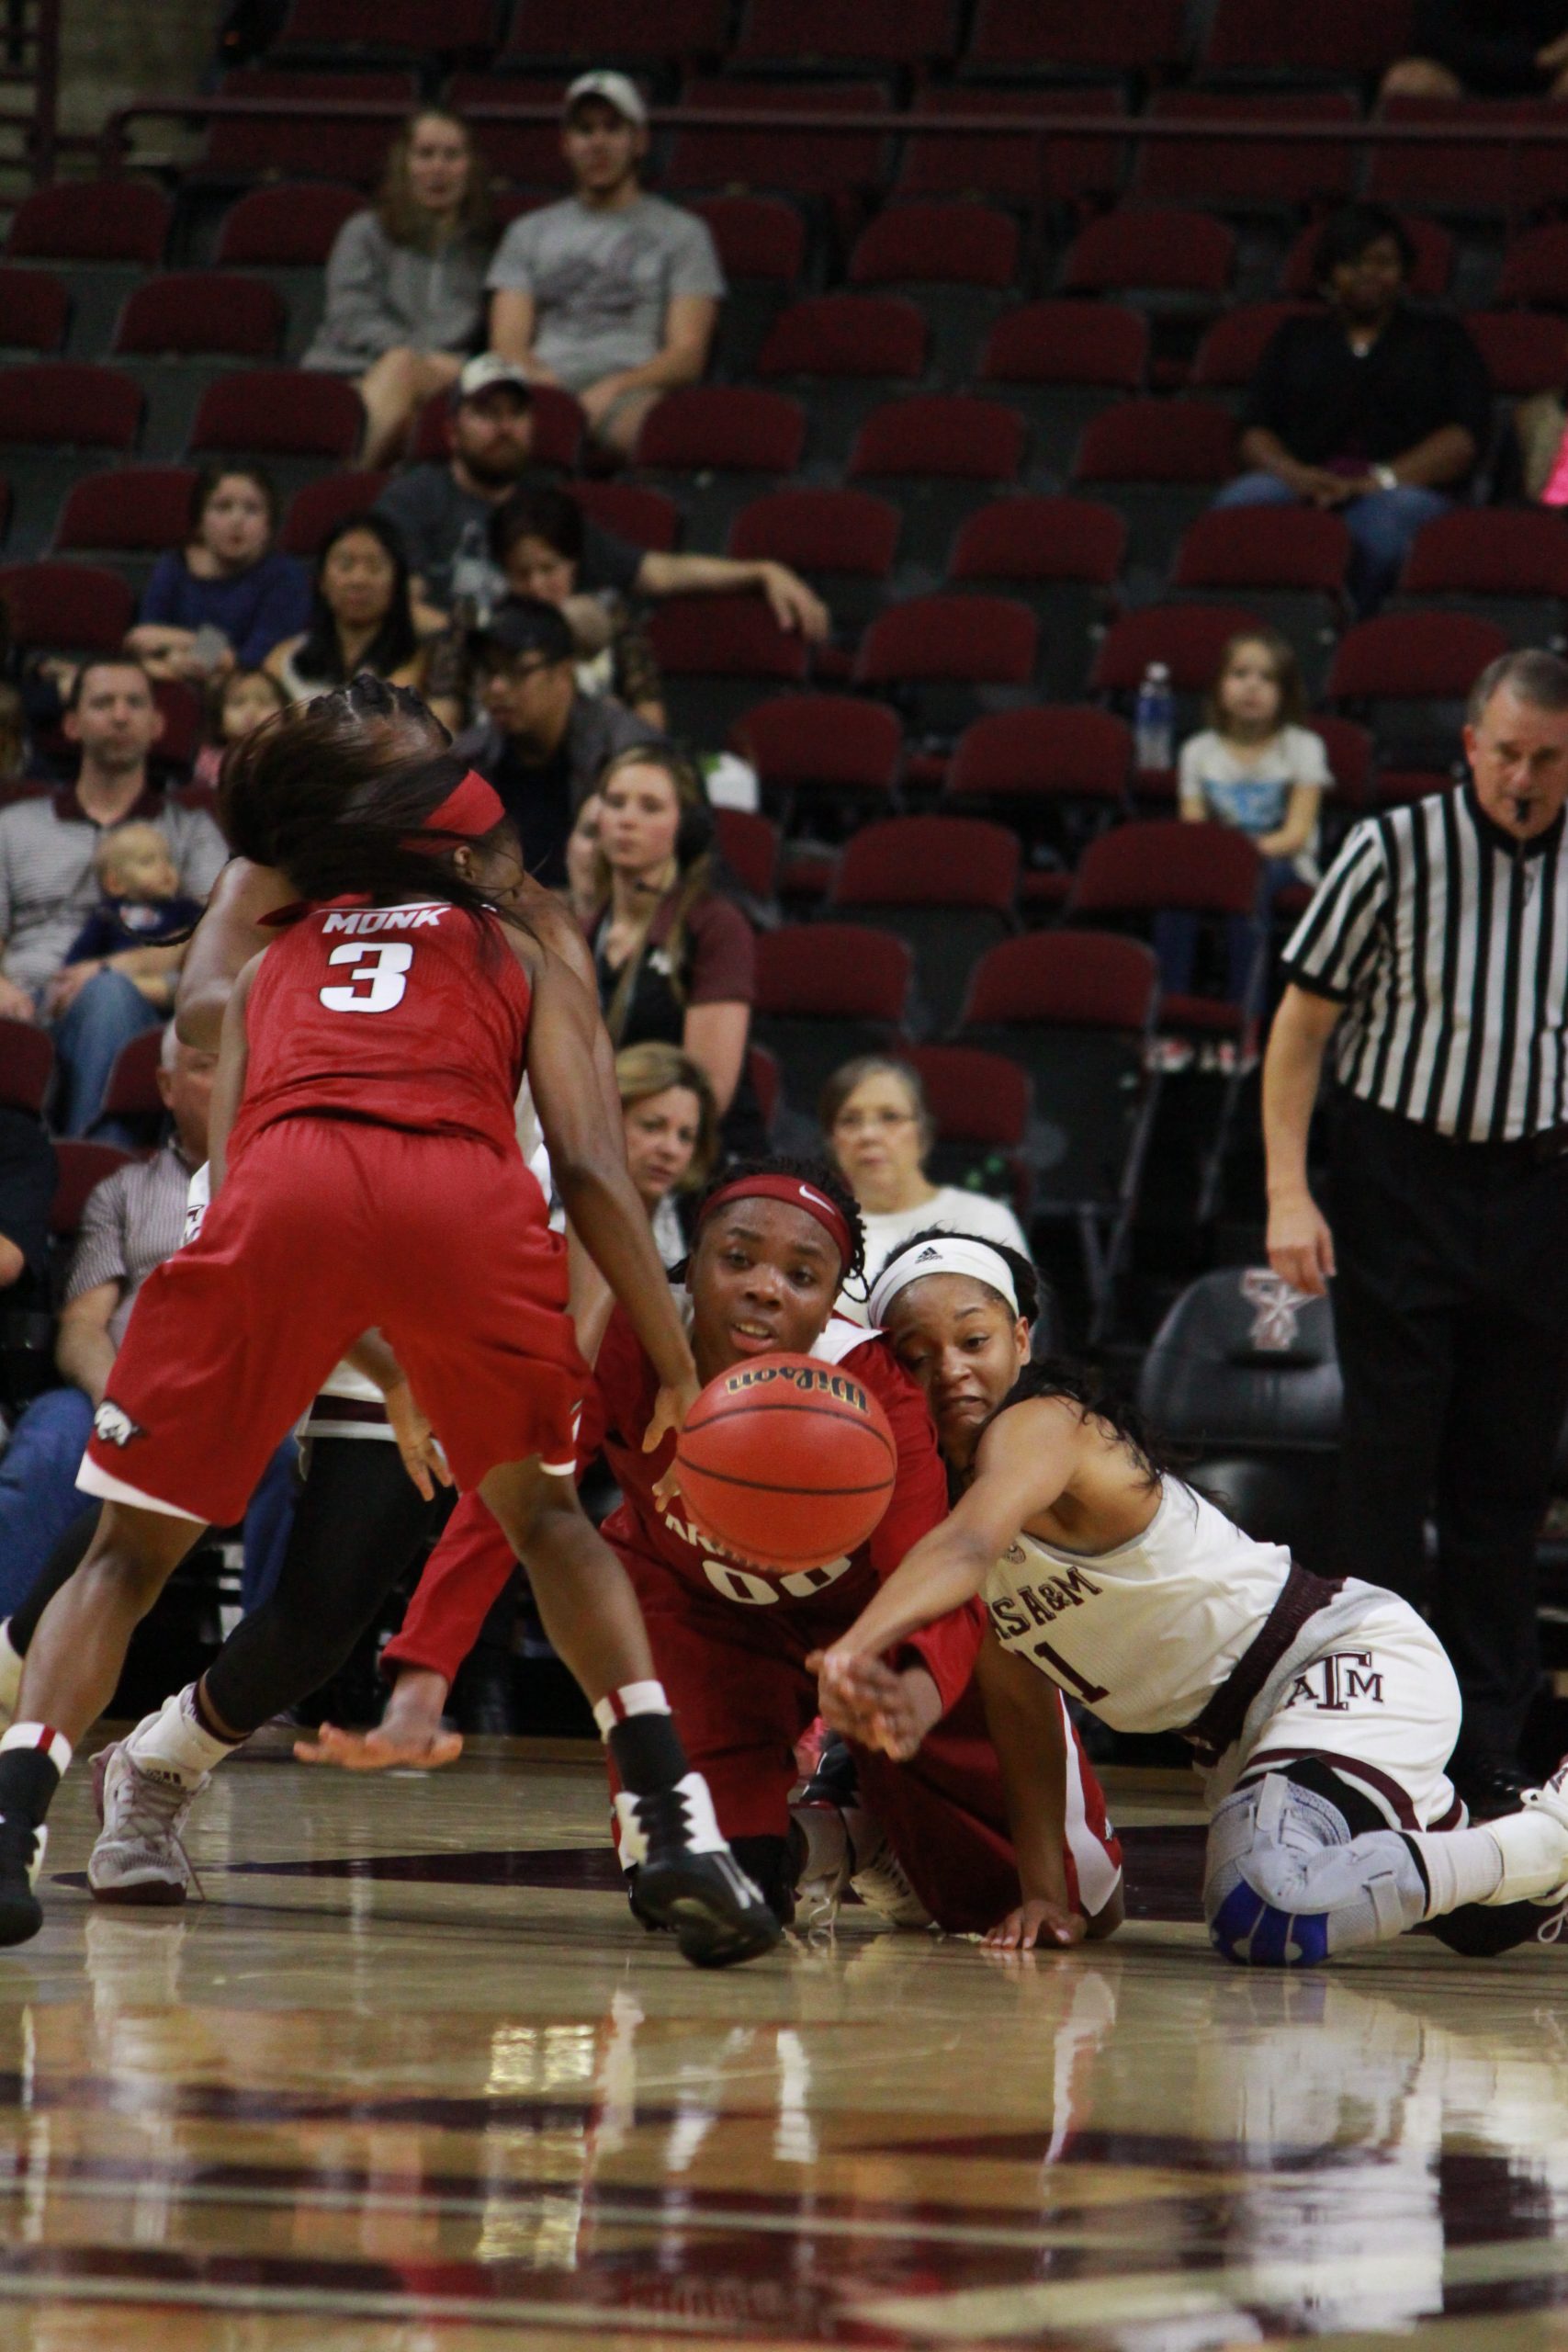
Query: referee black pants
1328,1095,1568,1761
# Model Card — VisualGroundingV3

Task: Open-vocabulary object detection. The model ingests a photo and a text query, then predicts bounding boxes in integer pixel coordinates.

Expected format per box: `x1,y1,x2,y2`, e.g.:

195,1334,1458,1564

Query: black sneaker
615,1773,781,1970
0,1814,46,1948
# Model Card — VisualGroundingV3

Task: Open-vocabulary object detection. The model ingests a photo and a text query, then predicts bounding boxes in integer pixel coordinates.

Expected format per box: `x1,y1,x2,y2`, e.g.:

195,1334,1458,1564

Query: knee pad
1205,1773,1427,1968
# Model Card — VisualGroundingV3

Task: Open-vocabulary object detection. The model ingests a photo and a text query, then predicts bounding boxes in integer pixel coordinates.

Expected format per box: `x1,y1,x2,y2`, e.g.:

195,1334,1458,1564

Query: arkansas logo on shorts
93,1400,146,1449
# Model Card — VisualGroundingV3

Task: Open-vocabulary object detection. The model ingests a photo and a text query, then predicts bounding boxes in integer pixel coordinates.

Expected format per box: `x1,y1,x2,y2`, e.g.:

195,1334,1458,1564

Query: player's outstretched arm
816,1401,1079,1723
175,857,297,1049
521,938,698,1417
974,1636,1087,1953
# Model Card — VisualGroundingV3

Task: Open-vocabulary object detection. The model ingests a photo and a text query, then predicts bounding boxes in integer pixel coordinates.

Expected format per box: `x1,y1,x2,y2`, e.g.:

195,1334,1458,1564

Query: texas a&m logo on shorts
93,1400,146,1450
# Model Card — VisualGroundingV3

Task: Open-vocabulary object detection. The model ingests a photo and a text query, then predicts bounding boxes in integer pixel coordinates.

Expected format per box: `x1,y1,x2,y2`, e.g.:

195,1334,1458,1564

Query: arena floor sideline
0,1738,1562,2350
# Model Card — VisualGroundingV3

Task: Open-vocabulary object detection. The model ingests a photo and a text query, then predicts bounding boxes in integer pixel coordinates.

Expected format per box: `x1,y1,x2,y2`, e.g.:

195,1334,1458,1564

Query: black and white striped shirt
65,1142,190,1351
1281,782,1568,1144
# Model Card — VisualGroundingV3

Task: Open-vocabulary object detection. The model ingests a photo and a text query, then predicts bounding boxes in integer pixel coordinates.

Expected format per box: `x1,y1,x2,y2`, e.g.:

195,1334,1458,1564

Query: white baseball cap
564,71,649,128
454,353,534,407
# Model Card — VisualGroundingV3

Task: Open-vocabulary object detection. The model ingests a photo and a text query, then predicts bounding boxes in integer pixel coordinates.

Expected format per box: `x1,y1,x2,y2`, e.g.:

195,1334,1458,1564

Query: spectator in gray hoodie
304,108,495,468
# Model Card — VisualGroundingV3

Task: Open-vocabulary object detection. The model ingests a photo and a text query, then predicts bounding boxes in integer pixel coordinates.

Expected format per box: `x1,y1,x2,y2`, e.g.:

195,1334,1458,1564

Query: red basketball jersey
581,1306,985,1713
229,899,531,1163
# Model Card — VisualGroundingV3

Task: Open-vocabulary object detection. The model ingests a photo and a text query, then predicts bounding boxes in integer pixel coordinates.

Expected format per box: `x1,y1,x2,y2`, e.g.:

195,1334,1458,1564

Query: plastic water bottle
1134,661,1175,772
449,518,493,630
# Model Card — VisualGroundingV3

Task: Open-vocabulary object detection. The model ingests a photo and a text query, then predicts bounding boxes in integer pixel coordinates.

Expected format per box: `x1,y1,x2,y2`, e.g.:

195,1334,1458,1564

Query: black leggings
205,1438,437,1733
15,1441,438,1736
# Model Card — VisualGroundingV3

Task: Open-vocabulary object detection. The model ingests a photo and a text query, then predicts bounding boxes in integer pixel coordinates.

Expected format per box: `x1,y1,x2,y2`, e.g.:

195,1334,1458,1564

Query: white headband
868,1233,1021,1327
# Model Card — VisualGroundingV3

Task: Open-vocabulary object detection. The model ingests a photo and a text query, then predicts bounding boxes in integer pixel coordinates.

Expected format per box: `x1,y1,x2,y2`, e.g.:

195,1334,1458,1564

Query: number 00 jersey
986,1477,1293,1734
230,899,531,1164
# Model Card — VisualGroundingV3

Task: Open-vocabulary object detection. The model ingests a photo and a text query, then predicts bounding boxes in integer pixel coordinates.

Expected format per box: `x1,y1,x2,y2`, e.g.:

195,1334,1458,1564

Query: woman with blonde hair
615,1041,718,1264
588,745,766,1159
304,108,494,468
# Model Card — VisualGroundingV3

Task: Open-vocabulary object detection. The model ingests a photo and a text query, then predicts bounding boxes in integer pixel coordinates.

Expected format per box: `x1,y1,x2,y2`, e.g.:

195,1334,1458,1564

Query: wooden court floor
1,1739,1567,2351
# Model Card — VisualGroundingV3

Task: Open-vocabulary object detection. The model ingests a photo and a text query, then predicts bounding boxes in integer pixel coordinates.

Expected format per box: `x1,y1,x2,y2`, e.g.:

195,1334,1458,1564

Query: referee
1263,648,1568,1817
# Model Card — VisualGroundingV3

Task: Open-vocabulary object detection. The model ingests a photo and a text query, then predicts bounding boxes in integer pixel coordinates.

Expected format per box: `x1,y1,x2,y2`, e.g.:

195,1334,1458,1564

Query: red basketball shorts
79,1116,587,1527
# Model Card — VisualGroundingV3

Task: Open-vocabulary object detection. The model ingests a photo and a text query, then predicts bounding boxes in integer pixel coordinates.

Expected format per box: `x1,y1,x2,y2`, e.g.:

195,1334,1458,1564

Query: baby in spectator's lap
65,823,205,994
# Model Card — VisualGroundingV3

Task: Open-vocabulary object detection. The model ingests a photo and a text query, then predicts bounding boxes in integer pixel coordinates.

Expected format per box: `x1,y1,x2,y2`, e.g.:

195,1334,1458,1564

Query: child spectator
1157,630,1331,1001
64,823,205,998
303,108,494,469
190,667,289,797
128,466,311,683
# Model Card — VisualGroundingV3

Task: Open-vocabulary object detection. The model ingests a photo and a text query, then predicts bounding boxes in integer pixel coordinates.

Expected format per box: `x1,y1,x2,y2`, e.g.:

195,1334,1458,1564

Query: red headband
420,769,506,842
696,1173,854,1272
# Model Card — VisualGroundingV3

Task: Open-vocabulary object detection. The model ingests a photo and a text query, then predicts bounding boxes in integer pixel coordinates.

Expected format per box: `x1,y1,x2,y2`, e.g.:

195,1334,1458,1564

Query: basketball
675,1352,897,1571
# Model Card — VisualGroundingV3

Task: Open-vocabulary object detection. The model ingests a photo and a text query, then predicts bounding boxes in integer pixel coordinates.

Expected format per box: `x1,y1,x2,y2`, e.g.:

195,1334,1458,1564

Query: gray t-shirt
1178,725,1331,881
0,790,227,991
486,194,725,394
303,209,491,375
375,463,644,612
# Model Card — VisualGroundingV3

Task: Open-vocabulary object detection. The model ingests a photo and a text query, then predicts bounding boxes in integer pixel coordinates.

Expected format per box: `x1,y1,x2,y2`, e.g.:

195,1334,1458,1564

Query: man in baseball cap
487,68,725,457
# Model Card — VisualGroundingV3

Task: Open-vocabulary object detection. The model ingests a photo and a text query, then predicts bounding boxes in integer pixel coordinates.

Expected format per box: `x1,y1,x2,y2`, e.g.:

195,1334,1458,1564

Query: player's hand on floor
383,1379,453,1501
982,1897,1088,1953
808,1651,933,1761
293,1719,464,1771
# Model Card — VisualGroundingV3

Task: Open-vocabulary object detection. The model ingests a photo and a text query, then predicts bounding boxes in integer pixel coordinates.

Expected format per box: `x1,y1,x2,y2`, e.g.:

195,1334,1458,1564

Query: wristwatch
1371,463,1397,491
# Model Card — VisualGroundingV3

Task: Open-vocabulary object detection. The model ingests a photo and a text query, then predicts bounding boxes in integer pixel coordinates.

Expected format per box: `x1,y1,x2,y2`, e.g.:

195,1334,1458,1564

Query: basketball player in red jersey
0,677,779,1963
310,1158,1124,1941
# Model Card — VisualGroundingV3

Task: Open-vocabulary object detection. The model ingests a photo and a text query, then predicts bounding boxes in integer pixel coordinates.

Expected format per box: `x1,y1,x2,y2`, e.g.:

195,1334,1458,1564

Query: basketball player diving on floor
299,1161,1124,1944
0,674,780,1965
812,1231,1568,1967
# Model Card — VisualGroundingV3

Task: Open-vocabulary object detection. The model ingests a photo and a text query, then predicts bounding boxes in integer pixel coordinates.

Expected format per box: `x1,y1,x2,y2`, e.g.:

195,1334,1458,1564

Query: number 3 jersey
229,899,531,1166
986,1478,1294,1734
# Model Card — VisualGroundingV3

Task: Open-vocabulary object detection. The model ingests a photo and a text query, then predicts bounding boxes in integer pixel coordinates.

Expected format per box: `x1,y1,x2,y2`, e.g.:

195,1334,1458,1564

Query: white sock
592,1680,671,1740
0,1622,23,1718
125,1684,238,1786
1480,1808,1568,1905
1407,1826,1505,1916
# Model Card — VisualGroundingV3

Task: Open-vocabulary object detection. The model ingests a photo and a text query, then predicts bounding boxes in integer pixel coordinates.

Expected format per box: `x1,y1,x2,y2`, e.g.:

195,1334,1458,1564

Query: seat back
1136,1267,1341,1448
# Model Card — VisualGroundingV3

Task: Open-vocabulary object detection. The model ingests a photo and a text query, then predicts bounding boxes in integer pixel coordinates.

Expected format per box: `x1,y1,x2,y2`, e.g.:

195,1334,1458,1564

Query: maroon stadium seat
1090,603,1262,695
1060,209,1235,297
1496,222,1568,309
274,0,496,58
52,467,197,557
1461,310,1568,397
1307,714,1373,809
6,182,169,266
981,300,1148,390
0,562,135,652
113,273,286,361
902,1043,1030,1146
633,387,807,475
1400,508,1568,601
646,595,808,742
1172,506,1350,594
896,84,1128,207
1073,819,1261,925
1073,400,1236,484
713,807,780,903
51,1143,131,1240
730,489,900,580
1367,97,1551,218
690,196,806,283
188,369,362,459
98,1027,167,1127
665,79,892,198
499,0,729,66
757,295,926,381
855,594,1036,688
202,72,417,186
1190,302,1316,391
848,394,1026,483
280,470,389,556
964,0,1188,74
950,495,1127,587
0,364,141,450
150,679,203,768
752,922,913,1114
731,693,903,809
569,481,681,552
215,182,365,266
1199,0,1414,80
1327,611,1511,702
830,814,1021,1030
0,267,68,354
732,0,961,70
1135,91,1358,209
0,1021,54,1116
949,706,1132,807
444,75,566,187
1280,211,1452,299
849,203,1020,289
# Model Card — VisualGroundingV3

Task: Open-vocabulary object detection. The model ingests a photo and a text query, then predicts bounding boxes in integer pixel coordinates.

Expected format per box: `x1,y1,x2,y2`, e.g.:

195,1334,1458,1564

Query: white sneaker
86,1739,204,1907
849,1821,933,1930
790,1798,852,1932
1489,1756,1568,1907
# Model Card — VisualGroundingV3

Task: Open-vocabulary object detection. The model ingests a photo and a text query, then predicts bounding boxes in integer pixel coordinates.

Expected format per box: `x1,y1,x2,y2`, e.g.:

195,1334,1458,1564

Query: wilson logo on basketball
721,1363,871,1415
